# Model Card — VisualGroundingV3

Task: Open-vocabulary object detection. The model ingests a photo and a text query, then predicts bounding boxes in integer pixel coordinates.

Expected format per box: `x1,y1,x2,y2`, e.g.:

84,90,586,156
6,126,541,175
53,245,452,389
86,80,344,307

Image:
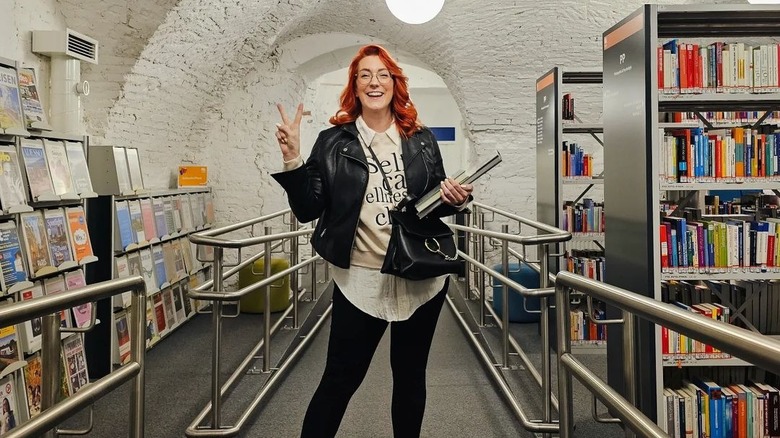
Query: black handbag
381,204,464,280
363,140,463,280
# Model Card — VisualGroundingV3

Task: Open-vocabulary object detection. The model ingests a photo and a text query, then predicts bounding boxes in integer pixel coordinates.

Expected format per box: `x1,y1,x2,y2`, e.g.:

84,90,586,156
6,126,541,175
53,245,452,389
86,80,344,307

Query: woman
1,397,16,433
272,44,472,438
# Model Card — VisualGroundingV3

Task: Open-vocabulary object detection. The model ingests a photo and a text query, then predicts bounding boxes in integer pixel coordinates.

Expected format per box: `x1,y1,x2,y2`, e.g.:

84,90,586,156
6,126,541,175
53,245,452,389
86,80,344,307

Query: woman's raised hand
275,103,303,161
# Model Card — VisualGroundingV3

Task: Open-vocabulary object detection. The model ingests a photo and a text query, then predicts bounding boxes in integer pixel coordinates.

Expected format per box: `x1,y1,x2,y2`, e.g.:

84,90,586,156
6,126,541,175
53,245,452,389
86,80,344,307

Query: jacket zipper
339,144,369,258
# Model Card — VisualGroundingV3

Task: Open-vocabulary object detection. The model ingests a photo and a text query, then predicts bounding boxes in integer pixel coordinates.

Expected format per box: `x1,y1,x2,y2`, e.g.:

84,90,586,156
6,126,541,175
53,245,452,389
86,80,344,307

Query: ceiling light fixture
385,0,445,24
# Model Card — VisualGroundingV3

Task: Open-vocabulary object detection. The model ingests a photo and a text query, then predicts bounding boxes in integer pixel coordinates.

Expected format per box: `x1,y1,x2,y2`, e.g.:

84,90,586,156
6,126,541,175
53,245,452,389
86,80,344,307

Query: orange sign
178,166,208,187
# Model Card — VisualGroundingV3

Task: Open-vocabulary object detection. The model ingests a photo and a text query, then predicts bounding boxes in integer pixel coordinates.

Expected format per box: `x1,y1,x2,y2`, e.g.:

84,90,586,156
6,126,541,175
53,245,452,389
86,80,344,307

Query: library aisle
60,280,625,437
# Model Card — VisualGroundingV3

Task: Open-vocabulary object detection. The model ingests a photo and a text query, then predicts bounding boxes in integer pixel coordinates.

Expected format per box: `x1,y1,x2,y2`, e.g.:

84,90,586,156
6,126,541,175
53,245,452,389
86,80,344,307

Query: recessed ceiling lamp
385,0,445,24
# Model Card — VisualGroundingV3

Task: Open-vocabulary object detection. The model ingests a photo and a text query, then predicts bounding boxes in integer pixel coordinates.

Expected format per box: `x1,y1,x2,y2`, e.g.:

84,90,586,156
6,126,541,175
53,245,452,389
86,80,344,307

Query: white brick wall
4,0,731,231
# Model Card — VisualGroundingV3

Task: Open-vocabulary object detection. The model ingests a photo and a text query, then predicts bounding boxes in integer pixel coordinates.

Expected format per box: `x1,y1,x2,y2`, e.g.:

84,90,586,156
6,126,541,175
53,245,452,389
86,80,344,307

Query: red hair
329,45,420,138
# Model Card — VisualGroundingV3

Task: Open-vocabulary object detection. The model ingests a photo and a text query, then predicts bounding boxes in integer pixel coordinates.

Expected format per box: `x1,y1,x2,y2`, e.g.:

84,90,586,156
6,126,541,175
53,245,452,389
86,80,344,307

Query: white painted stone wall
5,0,733,235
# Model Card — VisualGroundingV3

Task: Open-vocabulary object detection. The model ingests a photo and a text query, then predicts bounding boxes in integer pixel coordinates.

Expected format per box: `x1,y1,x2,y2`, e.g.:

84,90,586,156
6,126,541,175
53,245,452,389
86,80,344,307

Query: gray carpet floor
59,278,629,437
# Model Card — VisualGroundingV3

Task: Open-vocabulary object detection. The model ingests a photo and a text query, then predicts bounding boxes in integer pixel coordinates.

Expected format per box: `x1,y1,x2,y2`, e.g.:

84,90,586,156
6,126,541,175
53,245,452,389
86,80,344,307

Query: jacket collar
339,121,423,169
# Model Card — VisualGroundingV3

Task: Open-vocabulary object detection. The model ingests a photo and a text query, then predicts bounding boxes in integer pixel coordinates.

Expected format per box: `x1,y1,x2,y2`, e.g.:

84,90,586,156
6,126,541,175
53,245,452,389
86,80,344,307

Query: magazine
17,68,49,130
43,208,73,267
0,298,20,376
44,140,75,196
43,275,71,328
139,248,156,294
125,148,144,191
0,221,28,290
61,334,89,394
65,206,93,263
0,66,25,133
114,311,131,365
161,287,177,330
145,299,159,348
17,283,43,354
20,139,55,200
64,270,91,329
112,147,131,194
64,142,93,195
20,211,51,274
0,374,19,434
22,352,42,418
0,146,28,211
414,151,502,218
151,292,167,337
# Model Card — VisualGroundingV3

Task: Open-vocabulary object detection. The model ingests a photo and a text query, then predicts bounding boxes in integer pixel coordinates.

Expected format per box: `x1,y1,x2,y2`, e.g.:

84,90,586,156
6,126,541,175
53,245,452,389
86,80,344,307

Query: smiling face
355,55,394,116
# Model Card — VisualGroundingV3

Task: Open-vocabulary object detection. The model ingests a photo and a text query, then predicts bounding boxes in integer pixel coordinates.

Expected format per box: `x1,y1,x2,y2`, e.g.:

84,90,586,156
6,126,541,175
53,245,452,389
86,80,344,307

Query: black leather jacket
272,122,461,268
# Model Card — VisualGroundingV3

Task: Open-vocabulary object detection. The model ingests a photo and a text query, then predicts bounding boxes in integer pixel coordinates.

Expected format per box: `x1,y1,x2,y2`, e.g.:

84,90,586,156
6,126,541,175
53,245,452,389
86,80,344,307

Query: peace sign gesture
275,103,304,162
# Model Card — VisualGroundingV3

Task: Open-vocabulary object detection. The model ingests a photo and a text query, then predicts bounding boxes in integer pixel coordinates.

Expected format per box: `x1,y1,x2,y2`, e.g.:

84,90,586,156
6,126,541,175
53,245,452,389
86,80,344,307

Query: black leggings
300,279,448,438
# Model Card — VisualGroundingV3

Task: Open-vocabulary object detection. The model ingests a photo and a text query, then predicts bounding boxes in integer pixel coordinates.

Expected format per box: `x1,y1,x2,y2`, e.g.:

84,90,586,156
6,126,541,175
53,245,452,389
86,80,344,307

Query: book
139,198,156,243
114,200,135,250
17,68,48,130
17,283,43,354
19,211,51,274
125,148,144,191
64,270,91,329
61,334,89,394
145,299,159,348
112,147,132,194
0,298,20,375
171,239,187,280
0,146,28,211
152,197,168,239
114,311,131,365
161,287,177,330
162,197,176,235
171,282,186,323
162,242,177,283
113,255,131,309
43,140,74,196
414,151,502,218
180,280,193,317
22,352,42,418
126,251,142,281
138,248,156,294
65,206,93,263
0,221,27,291
43,275,71,328
151,245,167,289
151,292,167,337
43,208,73,267
127,200,145,244
0,65,25,134
20,139,55,201
64,142,93,196
0,374,19,434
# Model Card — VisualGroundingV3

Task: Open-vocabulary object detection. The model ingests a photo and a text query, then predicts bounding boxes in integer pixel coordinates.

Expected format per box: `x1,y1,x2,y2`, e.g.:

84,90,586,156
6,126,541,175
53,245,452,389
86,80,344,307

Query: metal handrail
448,206,571,437
185,211,327,437
0,276,147,438
554,271,780,438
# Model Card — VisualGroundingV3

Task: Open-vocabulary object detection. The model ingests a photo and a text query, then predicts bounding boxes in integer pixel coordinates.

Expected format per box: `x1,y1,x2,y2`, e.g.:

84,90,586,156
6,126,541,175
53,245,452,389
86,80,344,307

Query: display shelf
602,3,780,422
562,123,603,134
660,181,780,191
563,177,604,185
570,233,605,243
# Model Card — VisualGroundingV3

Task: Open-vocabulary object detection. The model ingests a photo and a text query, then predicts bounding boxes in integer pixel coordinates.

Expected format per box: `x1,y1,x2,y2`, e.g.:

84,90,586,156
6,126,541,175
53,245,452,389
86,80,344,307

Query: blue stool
491,262,541,323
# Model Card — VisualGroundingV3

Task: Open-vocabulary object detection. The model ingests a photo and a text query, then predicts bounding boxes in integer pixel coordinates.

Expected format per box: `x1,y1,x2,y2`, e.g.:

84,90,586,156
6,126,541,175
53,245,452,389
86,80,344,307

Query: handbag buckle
424,238,459,261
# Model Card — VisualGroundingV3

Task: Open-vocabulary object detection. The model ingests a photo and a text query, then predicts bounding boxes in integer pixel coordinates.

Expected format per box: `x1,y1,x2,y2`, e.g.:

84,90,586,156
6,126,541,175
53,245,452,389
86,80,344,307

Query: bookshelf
536,68,607,351
84,153,215,375
602,3,780,428
0,126,99,430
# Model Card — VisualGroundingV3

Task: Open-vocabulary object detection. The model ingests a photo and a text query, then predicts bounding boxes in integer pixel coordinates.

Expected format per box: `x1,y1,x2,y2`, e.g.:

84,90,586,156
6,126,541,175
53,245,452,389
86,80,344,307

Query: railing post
539,243,552,438
623,309,637,438
41,313,61,438
478,211,487,325
500,224,510,367
130,285,146,438
311,257,318,302
463,210,471,300
210,246,225,429
555,283,574,438
264,226,272,373
290,215,300,328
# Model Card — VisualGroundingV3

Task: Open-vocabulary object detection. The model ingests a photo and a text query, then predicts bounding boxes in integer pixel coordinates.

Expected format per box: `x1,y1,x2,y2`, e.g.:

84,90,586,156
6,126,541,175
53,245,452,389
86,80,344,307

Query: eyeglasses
356,70,393,85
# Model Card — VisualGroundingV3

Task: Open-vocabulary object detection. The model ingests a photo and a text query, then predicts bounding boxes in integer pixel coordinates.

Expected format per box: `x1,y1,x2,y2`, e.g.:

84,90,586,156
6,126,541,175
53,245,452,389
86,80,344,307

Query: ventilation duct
32,29,99,135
